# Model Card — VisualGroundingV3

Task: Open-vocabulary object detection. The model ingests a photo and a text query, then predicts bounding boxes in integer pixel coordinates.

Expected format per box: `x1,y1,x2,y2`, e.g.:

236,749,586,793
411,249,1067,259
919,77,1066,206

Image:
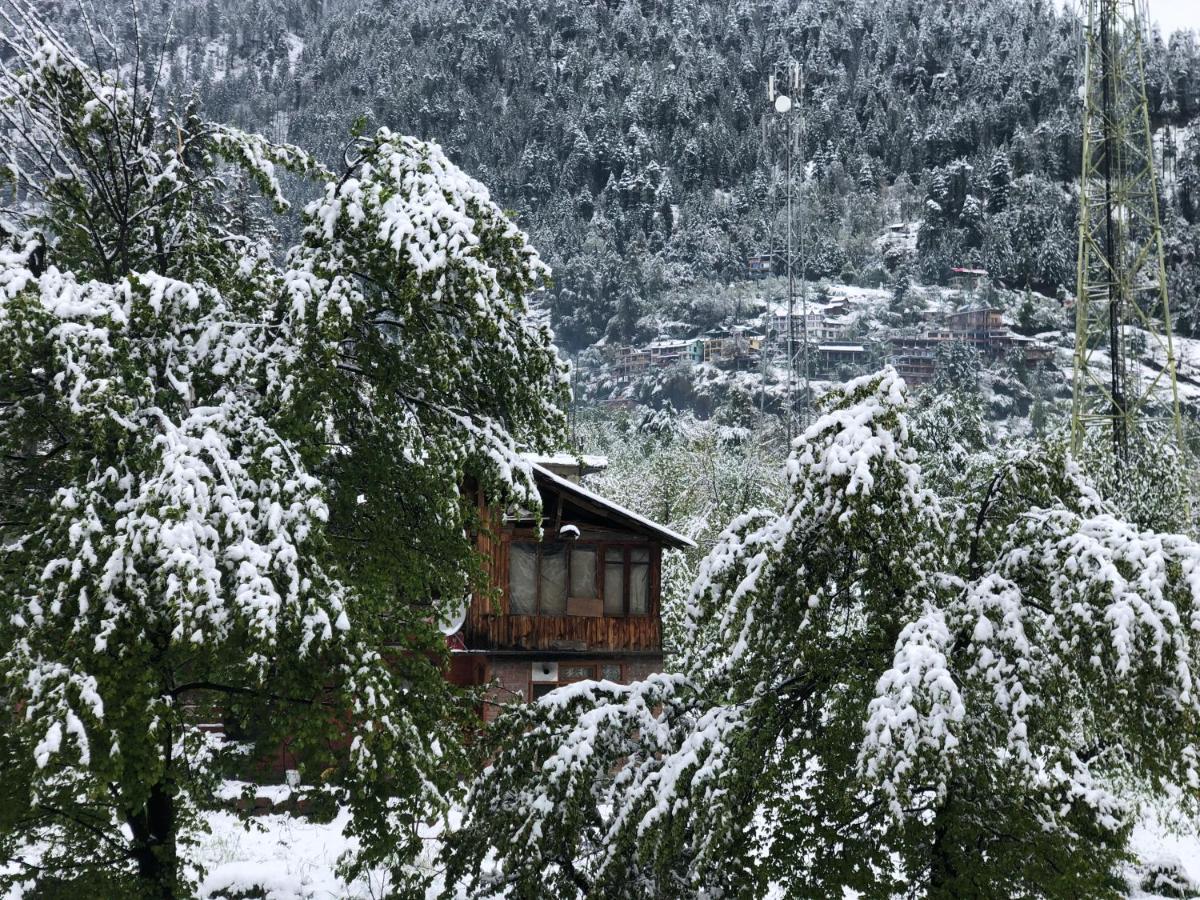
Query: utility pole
1072,0,1183,461
770,61,805,442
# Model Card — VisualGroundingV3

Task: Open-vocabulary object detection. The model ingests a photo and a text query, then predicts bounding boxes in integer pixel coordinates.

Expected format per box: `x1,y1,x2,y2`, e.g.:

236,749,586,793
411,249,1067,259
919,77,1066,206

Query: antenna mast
770,61,806,442
1071,0,1183,459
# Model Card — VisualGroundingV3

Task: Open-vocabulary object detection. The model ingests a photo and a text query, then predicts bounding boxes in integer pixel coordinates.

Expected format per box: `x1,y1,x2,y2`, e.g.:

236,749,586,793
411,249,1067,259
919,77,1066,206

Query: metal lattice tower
1071,0,1183,459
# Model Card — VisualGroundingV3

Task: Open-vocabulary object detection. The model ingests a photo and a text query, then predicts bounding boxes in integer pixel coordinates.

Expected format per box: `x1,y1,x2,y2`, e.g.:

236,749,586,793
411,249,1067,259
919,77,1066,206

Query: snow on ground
191,804,460,899
194,808,374,899
1130,814,1200,898
185,801,1200,899
2,792,1199,897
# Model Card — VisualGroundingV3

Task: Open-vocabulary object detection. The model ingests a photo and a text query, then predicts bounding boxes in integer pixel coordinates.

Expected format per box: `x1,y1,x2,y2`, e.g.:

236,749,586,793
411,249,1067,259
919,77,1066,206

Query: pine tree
986,147,1012,213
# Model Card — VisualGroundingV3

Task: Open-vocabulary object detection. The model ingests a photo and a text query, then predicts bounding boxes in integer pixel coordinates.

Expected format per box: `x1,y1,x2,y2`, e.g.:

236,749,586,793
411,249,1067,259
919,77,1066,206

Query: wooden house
447,456,695,721
944,306,1008,354
948,266,989,293
816,342,867,372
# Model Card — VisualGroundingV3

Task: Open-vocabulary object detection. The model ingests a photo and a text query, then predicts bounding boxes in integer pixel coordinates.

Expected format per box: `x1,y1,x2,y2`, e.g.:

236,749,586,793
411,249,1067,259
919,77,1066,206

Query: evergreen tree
986,148,1012,213
931,339,982,395
887,261,923,326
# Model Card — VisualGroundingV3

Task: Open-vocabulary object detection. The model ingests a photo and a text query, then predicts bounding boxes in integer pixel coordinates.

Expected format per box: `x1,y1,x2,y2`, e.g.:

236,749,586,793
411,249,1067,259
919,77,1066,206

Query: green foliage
444,371,1200,898
578,410,787,662
1079,431,1197,534
0,17,565,898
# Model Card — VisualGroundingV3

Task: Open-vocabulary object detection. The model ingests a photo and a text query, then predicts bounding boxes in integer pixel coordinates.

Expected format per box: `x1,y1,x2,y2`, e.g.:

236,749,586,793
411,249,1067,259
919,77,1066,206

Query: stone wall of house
480,654,665,723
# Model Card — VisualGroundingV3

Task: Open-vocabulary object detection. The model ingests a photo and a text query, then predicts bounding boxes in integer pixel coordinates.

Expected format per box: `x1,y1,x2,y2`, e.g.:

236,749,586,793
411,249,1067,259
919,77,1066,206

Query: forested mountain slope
42,0,1200,348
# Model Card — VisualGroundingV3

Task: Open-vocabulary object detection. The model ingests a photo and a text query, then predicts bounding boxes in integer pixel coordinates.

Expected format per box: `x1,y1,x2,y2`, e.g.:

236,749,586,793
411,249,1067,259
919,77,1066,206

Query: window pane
531,683,556,700
601,664,622,682
604,548,624,615
630,559,650,615
540,545,567,614
631,547,650,563
559,665,595,682
571,546,597,598
509,544,537,614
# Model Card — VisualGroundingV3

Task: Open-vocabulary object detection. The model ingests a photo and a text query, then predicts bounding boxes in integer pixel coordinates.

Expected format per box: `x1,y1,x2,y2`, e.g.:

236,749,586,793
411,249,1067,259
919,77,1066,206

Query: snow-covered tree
443,370,1200,898
0,11,566,897
578,411,787,663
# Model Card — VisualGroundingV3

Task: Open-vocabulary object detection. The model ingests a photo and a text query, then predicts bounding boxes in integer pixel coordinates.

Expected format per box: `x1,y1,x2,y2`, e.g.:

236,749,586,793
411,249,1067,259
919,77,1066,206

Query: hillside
44,0,1200,355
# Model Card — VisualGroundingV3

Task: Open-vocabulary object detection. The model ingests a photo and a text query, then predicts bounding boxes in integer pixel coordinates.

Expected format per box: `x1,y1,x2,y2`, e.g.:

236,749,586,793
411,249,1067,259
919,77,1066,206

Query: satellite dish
774,94,792,114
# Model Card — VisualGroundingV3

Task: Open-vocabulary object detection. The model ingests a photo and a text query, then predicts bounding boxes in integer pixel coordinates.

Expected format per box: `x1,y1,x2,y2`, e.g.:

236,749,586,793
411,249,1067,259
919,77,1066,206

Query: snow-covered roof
818,344,865,352
766,303,831,317
523,451,609,472
529,462,697,550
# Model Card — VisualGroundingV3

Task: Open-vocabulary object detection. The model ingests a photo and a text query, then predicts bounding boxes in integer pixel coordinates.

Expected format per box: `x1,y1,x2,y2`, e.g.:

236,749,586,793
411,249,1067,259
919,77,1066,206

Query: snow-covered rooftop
523,452,609,471
529,462,697,550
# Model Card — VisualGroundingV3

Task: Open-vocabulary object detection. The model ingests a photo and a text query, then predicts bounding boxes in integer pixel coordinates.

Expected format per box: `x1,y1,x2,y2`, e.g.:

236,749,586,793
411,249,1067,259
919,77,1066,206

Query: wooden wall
467,519,663,653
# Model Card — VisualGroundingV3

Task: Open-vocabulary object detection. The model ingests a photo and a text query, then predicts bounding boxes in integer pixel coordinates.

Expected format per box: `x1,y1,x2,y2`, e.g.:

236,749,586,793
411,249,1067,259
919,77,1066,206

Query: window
600,544,653,617
508,543,537,614
603,549,625,615
540,545,567,615
559,665,596,682
630,547,650,616
567,545,601,617
570,546,597,598
508,541,654,617
530,663,615,700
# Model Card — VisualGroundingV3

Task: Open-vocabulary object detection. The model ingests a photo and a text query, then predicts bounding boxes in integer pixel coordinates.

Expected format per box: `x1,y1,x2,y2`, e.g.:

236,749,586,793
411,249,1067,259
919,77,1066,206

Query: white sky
1061,0,1199,35
1145,0,1199,35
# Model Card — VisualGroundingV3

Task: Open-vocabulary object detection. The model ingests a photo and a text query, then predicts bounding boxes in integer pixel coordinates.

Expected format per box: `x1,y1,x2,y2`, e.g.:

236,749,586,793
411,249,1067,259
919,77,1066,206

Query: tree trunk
127,780,177,900
927,791,959,900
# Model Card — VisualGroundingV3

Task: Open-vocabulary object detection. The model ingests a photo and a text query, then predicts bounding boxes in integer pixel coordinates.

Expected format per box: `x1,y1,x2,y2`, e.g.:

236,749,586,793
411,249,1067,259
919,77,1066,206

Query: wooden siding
467,521,662,653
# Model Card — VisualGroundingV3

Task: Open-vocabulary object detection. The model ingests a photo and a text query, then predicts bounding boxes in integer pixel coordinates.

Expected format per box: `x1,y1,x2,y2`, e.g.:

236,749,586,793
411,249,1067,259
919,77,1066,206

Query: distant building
944,307,1008,355
645,339,697,368
887,330,955,386
948,267,989,293
1006,333,1058,366
820,313,855,341
612,346,651,379
817,343,867,371
701,327,761,364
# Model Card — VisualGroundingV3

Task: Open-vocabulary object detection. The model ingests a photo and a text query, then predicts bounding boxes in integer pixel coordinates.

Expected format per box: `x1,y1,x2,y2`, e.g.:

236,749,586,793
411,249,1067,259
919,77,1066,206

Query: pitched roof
529,462,697,550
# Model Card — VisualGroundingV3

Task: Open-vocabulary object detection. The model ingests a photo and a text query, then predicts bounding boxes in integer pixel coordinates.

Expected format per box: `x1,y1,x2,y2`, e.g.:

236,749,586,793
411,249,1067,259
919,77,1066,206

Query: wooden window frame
510,538,656,619
601,543,653,618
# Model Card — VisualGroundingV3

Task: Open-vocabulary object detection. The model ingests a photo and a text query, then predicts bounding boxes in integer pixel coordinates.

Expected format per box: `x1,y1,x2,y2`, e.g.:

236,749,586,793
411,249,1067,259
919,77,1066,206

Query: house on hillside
888,329,954,386
948,266,988,293
944,306,1009,355
817,343,867,372
447,455,695,721
701,326,762,364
